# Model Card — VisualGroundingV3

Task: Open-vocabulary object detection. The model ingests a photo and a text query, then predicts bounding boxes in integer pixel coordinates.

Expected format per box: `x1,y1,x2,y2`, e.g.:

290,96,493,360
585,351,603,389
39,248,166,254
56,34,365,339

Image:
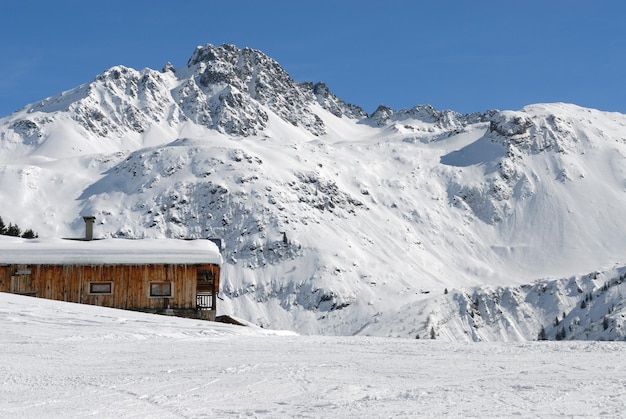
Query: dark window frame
149,281,173,298
88,281,113,295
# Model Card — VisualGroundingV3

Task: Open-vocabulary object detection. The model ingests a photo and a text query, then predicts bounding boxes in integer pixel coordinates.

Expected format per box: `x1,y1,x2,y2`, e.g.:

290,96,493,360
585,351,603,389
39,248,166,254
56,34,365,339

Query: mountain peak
8,43,367,141
182,43,328,136
187,43,273,71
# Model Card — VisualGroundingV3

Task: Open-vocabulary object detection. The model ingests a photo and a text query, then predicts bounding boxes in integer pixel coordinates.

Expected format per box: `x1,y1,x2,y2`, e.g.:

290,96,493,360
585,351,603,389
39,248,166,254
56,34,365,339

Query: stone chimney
83,216,96,241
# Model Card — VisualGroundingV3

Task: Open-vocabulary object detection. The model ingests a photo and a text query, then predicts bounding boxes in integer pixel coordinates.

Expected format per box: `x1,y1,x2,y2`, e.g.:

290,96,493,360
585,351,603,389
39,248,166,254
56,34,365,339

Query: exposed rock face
182,44,366,136
23,44,367,140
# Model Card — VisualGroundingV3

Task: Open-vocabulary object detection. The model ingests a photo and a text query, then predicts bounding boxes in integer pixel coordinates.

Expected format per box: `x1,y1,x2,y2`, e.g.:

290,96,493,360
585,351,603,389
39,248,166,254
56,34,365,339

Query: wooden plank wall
0,264,221,311
197,264,221,292
0,265,13,293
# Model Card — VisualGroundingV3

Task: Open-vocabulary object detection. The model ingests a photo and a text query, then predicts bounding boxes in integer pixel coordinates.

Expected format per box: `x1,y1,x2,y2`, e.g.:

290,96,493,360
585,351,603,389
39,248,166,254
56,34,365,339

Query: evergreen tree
538,326,547,341
6,223,21,237
21,228,37,239
580,299,587,309
430,327,436,339
0,216,36,238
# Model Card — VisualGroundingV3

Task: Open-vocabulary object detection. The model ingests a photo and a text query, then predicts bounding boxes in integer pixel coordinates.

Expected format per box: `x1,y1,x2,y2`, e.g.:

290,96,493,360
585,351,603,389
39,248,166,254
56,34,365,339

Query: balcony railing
196,293,215,310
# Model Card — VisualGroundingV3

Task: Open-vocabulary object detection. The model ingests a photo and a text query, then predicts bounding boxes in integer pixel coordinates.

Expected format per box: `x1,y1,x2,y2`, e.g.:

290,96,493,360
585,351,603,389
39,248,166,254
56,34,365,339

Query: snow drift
4,292,626,417
3,292,626,417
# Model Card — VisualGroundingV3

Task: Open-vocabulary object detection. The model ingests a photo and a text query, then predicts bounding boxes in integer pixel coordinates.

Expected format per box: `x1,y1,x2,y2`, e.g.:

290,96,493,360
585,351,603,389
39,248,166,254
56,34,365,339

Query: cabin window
149,281,173,298
88,282,113,295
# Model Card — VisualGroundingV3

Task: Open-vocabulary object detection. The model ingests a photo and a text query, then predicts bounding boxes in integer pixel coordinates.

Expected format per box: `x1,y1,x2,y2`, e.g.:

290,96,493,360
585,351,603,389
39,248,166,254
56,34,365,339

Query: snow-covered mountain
2,43,626,341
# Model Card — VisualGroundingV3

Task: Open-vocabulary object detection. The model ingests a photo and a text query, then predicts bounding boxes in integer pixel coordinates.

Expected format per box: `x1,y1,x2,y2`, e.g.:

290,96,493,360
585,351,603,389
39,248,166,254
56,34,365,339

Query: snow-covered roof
0,236,222,265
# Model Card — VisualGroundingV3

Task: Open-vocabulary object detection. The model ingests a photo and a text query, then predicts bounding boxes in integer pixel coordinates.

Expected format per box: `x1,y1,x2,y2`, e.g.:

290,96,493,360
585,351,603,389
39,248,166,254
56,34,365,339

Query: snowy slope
2,292,626,418
2,44,626,340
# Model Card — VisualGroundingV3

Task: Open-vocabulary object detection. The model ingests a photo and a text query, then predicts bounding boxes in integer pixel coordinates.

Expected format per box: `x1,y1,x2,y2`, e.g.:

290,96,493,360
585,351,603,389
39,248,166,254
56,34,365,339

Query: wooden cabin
0,235,223,320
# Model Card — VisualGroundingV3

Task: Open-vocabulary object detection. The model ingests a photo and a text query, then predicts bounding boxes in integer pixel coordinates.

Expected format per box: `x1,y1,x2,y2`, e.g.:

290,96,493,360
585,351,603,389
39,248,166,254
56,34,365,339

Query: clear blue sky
1,0,625,117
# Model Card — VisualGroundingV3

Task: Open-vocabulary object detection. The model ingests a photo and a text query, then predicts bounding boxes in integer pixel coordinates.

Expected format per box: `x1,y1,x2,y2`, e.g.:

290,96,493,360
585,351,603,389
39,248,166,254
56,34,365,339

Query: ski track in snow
1,293,625,418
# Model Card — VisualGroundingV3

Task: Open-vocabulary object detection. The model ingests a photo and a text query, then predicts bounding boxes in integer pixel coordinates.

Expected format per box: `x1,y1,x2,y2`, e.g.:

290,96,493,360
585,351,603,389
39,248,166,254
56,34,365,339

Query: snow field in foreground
1,293,625,418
